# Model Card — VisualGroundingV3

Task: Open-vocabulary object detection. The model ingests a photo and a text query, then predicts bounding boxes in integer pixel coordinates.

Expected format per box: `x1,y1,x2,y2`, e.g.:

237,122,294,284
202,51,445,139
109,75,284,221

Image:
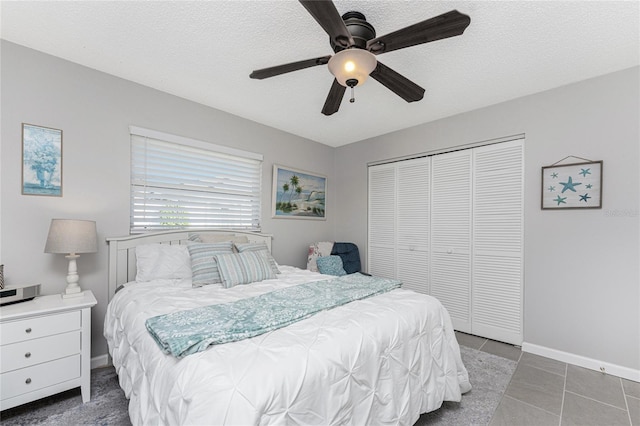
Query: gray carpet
416,346,518,425
0,367,129,426
0,346,516,425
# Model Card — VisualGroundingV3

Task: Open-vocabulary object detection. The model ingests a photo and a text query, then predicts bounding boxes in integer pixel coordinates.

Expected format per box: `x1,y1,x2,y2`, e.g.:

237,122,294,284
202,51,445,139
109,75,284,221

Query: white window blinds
130,126,263,233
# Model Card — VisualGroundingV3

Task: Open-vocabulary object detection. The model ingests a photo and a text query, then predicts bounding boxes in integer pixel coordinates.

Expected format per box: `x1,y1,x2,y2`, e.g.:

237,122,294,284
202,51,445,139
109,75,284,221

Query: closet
368,139,523,345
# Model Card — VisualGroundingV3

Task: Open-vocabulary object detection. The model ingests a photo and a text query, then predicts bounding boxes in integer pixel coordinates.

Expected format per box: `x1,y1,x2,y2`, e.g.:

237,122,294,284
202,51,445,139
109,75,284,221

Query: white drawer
0,354,80,400
0,331,80,373
0,311,80,345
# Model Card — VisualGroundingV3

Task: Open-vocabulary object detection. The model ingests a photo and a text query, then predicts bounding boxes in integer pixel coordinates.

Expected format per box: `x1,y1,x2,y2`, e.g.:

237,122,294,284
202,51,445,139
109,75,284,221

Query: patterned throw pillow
215,251,276,288
187,241,234,287
235,242,280,274
307,241,334,272
316,255,347,276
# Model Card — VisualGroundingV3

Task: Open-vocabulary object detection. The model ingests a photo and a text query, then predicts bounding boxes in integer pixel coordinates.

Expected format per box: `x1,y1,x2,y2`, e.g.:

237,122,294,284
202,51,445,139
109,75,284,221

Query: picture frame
272,164,326,220
22,123,63,196
541,161,602,209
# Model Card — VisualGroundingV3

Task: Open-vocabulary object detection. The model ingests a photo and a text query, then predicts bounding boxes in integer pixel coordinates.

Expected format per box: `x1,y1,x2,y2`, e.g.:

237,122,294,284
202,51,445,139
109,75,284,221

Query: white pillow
135,244,192,282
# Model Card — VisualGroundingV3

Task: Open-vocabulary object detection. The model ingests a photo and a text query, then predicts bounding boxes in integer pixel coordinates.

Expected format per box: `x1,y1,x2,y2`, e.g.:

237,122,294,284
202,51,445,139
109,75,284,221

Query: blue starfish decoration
548,186,556,192
551,172,559,178
559,176,582,193
579,193,591,202
554,195,567,205
579,168,591,177
586,184,593,189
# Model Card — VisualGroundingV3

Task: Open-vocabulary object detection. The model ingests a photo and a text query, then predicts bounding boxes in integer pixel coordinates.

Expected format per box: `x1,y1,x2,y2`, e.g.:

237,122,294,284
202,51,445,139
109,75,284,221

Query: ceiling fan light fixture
328,48,377,87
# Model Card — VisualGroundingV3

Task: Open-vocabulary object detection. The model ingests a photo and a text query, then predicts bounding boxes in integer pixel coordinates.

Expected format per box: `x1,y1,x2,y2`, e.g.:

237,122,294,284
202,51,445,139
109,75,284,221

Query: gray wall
334,67,640,371
0,41,336,358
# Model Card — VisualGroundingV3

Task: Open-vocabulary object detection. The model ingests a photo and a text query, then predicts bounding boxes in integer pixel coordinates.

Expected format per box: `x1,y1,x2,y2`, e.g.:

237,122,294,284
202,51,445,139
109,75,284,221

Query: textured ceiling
1,1,638,147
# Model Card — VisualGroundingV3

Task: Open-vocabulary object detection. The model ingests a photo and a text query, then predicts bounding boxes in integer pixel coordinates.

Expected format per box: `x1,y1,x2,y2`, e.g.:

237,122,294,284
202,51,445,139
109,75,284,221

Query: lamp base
62,286,84,299
62,254,84,299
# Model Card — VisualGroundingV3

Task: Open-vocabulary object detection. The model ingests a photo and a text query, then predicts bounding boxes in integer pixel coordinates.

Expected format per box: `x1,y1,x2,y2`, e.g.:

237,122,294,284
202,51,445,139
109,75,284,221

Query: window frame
129,126,263,233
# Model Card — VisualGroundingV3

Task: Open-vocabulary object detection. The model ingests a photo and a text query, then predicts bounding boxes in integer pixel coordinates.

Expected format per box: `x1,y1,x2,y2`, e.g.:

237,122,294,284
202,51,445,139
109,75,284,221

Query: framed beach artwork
541,160,602,209
272,164,326,220
22,123,63,196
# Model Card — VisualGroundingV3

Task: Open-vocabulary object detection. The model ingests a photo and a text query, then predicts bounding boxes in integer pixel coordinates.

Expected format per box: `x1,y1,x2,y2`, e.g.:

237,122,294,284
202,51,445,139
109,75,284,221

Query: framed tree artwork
272,164,326,220
541,160,602,209
22,123,63,196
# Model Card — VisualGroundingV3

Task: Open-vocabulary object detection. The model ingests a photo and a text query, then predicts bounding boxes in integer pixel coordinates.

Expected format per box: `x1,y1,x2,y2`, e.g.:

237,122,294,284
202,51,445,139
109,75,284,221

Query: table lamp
45,219,97,298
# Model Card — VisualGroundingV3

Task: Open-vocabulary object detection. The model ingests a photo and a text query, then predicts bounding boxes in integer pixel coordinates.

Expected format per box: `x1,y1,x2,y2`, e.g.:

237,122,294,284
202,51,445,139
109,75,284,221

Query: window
130,126,262,233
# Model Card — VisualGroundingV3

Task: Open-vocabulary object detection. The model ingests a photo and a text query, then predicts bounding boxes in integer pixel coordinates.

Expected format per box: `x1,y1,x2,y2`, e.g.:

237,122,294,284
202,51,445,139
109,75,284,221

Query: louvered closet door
472,140,524,345
430,150,472,333
396,158,430,294
368,164,396,278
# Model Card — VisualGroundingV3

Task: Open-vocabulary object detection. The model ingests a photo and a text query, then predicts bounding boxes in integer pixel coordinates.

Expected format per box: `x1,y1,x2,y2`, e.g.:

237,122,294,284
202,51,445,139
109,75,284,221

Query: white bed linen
104,266,471,425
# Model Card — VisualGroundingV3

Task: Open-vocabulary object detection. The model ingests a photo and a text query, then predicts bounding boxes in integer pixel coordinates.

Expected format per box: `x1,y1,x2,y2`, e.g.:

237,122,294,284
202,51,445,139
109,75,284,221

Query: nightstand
0,290,97,411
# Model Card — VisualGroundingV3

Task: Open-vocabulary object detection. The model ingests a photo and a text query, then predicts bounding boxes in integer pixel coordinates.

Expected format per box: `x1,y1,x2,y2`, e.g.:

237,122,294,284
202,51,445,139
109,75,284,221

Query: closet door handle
447,249,455,254
25,352,31,358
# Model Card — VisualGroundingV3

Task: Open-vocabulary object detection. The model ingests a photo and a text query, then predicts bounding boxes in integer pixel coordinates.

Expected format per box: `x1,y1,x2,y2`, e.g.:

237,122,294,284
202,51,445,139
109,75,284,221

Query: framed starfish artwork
542,161,602,209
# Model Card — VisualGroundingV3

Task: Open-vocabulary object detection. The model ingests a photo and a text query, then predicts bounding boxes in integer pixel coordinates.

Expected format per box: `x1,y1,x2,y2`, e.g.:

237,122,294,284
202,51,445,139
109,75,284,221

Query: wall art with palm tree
272,164,326,219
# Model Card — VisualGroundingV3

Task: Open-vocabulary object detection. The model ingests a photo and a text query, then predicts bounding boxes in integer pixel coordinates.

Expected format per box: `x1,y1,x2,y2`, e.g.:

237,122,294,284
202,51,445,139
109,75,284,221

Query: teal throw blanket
145,273,401,358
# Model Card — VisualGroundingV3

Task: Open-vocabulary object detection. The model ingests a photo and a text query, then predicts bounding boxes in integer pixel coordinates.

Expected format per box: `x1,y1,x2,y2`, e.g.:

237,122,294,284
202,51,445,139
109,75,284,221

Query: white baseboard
91,354,110,369
522,342,640,382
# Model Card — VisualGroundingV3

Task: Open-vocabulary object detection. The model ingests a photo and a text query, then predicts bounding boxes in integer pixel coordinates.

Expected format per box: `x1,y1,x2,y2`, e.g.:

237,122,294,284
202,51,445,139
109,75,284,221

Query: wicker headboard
106,229,272,301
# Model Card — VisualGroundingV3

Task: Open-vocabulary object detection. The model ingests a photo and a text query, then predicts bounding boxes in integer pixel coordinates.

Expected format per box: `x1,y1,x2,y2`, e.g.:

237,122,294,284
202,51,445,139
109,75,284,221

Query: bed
104,229,471,425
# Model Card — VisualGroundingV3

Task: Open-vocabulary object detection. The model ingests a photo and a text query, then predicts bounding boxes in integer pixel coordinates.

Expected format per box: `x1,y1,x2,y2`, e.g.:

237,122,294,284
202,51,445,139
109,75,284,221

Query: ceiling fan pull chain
350,86,355,103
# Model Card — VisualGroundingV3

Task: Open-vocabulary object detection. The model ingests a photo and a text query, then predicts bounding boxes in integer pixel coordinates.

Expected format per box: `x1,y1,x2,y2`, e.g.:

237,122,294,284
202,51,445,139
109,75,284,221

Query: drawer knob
25,327,32,334
25,378,32,384
25,352,31,358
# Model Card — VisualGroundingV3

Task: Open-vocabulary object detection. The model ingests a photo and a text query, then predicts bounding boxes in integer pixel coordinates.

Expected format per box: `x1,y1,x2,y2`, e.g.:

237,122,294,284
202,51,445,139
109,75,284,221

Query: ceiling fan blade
321,78,346,116
250,56,332,79
299,0,354,49
367,10,470,55
369,61,425,103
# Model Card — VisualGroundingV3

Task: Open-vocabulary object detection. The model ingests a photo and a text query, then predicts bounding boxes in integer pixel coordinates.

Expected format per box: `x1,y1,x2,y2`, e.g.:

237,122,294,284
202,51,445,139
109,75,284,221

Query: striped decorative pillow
187,241,234,287
235,242,280,274
215,251,276,288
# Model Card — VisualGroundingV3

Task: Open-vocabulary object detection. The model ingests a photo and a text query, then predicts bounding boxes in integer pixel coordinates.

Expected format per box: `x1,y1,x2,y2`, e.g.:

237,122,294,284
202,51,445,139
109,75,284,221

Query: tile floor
455,331,639,426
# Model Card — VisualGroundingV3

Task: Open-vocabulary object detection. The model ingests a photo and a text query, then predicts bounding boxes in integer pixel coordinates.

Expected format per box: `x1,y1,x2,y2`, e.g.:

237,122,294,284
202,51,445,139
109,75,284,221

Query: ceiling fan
249,0,471,116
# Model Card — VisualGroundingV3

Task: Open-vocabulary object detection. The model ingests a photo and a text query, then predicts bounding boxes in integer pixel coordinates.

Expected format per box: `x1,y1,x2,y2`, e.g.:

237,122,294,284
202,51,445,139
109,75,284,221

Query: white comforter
104,266,471,425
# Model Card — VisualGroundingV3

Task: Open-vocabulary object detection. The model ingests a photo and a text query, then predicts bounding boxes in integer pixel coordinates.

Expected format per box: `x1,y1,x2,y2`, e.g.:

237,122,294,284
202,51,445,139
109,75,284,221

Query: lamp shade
45,219,98,254
328,48,377,87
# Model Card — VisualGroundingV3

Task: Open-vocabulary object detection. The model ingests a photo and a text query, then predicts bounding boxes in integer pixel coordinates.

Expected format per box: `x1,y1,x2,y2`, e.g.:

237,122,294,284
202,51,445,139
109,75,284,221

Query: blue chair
330,242,361,274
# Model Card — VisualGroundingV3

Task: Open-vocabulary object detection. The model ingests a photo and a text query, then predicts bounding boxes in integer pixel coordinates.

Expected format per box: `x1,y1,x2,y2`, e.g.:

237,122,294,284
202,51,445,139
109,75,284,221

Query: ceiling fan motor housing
331,11,376,52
